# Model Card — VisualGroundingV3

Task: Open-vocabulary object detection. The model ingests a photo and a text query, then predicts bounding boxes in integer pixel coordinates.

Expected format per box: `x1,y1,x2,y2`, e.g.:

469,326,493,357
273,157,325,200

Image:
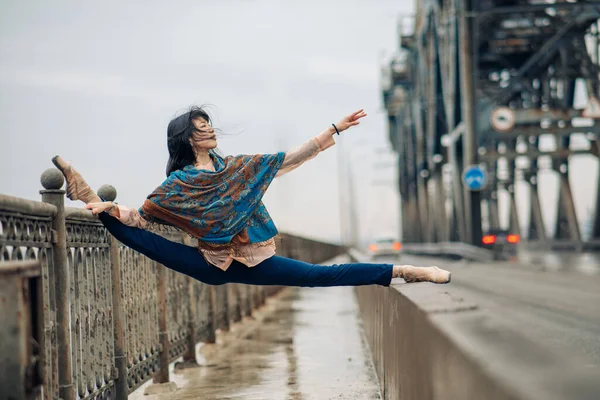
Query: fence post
97,185,129,399
242,285,252,317
181,236,199,366
181,276,198,365
229,285,242,324
155,263,170,383
258,286,266,307
205,286,217,344
215,285,230,332
40,169,75,400
254,285,262,309
220,283,233,332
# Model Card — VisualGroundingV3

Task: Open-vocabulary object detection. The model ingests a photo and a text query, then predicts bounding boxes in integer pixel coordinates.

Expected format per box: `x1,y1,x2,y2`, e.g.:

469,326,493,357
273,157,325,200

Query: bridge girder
381,0,600,249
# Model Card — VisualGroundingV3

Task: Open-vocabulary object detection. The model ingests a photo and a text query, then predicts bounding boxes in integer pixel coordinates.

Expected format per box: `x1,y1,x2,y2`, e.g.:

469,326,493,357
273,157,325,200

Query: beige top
114,130,336,270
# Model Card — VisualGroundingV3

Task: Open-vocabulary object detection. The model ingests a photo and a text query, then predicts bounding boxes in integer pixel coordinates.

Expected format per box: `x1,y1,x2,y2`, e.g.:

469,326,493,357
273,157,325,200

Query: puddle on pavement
131,287,381,400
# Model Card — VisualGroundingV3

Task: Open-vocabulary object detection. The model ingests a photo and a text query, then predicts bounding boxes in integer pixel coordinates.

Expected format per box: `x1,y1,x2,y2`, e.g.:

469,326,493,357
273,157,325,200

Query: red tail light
392,242,402,251
507,234,520,243
482,234,496,245
369,244,378,252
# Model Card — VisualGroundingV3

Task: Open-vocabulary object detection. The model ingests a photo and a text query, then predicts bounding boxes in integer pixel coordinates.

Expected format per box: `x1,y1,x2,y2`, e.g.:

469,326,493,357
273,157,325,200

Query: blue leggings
98,213,393,287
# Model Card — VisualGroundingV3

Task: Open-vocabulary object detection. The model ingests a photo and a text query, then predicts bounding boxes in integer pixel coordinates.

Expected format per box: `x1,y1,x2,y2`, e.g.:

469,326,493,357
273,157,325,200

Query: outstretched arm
276,128,335,177
276,109,367,178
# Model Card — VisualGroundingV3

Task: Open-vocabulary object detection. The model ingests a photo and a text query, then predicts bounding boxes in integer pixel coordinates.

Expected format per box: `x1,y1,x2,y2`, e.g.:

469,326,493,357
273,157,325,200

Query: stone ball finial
98,184,117,202
41,168,65,190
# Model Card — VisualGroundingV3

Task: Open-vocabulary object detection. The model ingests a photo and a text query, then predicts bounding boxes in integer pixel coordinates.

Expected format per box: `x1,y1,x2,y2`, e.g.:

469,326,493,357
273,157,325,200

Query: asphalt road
375,252,600,369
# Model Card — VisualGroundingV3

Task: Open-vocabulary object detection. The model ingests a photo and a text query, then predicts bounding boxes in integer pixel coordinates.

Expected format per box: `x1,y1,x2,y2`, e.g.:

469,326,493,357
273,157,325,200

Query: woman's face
190,117,217,150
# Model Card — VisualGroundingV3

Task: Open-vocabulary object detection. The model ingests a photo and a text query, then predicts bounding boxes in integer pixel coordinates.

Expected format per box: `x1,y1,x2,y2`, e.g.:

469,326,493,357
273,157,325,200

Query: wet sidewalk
131,284,381,400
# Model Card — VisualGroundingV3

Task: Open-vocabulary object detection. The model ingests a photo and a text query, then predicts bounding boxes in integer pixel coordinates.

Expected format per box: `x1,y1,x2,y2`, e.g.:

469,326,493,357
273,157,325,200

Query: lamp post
337,139,349,246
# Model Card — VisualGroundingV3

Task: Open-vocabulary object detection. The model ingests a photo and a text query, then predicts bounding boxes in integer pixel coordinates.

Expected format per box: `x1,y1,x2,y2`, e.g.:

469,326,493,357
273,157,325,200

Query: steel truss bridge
381,0,600,250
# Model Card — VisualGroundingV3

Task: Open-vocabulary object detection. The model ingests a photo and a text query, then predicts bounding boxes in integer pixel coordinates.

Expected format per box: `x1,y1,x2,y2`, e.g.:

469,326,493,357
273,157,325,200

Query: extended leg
54,156,449,285
224,255,393,287
98,213,393,287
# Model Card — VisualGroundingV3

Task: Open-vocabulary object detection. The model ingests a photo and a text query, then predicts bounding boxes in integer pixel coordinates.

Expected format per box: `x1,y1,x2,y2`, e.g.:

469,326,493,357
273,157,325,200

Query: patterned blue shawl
139,151,285,245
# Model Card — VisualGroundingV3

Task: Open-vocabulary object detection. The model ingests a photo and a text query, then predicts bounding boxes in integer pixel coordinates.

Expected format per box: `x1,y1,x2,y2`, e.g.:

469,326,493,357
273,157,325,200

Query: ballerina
52,106,450,287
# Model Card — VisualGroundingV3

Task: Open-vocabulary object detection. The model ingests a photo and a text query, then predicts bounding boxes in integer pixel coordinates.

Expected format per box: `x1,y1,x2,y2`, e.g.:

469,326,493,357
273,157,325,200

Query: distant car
481,229,519,260
368,237,402,259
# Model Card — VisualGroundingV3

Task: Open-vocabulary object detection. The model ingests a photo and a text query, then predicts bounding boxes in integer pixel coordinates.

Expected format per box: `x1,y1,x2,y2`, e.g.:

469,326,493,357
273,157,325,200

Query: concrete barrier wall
354,284,521,400
352,255,600,400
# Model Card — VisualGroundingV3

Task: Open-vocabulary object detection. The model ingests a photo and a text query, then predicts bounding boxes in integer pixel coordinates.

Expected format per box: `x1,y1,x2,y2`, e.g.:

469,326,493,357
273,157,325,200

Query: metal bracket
50,229,58,244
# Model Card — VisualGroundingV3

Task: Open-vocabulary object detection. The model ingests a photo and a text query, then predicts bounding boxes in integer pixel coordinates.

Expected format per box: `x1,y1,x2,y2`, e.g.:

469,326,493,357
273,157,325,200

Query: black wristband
332,123,340,135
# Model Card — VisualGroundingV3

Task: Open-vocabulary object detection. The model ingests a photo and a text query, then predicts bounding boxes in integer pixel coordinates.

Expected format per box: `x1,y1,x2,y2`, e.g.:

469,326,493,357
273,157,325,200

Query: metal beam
477,3,600,17
486,124,600,138
459,0,483,246
493,17,582,105
480,148,596,162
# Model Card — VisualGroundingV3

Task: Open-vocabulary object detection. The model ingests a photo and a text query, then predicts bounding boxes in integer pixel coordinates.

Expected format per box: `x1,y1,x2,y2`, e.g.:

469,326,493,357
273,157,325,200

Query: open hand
85,202,118,216
335,109,367,133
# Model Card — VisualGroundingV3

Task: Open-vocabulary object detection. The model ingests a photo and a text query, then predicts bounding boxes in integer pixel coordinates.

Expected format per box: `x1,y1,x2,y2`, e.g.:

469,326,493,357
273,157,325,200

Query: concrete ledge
524,240,592,252
401,242,494,262
350,252,600,400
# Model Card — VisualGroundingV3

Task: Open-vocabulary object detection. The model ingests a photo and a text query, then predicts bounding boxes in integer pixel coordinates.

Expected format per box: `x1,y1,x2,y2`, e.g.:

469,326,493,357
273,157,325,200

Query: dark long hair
165,106,216,177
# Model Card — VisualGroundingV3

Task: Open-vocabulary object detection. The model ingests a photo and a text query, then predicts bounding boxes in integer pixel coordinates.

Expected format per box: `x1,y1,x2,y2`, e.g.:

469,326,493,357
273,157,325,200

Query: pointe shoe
398,265,451,284
51,156,101,203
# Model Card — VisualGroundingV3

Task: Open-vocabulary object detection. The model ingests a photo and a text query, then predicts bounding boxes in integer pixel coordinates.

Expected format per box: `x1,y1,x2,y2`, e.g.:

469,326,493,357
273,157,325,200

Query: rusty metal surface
0,260,43,400
110,233,128,399
41,190,75,400
166,266,189,363
155,263,170,385
1,203,59,399
65,217,114,400
121,246,159,392
2,187,343,400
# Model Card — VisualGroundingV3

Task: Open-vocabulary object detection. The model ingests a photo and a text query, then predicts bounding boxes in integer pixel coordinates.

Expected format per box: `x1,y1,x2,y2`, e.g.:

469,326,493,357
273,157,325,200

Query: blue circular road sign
462,165,487,191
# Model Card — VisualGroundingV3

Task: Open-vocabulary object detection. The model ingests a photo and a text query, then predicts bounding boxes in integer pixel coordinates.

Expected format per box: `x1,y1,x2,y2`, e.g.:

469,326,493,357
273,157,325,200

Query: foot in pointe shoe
51,156,101,203
396,265,451,284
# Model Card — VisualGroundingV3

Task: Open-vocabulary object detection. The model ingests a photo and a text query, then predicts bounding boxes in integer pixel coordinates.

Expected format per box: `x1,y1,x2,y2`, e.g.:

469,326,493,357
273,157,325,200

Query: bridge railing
0,168,344,400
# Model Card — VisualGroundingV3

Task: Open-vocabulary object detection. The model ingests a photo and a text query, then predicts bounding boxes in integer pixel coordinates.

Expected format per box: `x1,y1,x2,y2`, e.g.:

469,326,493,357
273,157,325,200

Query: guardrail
0,168,344,400
401,242,494,262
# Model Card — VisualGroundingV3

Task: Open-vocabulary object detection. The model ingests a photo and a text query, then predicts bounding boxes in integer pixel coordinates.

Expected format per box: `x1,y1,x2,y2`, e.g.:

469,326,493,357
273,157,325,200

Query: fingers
335,109,367,133
348,109,367,122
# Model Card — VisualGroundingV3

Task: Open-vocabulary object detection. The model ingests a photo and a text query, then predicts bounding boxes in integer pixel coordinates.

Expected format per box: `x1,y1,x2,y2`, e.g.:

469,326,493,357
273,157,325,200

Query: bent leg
224,255,393,287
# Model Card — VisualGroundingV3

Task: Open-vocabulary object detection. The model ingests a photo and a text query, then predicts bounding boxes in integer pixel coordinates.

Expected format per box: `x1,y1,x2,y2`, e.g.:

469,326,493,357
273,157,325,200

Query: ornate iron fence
0,167,344,400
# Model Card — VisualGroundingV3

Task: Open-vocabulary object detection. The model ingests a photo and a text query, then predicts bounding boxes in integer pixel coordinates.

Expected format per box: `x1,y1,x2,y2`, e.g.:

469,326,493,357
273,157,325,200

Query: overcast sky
0,0,414,243
1,1,597,243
